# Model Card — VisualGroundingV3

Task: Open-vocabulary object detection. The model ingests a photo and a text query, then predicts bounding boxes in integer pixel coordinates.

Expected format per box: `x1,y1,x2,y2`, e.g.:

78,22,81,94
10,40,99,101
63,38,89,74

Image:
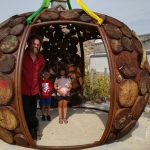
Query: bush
83,71,110,103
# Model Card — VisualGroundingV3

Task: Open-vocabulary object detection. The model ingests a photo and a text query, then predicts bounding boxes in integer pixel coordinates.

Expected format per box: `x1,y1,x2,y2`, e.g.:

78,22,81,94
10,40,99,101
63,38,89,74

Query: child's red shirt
40,79,53,99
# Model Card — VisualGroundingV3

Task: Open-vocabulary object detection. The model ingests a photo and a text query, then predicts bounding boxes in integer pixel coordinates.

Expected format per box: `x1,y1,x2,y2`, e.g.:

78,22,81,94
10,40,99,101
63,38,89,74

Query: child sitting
39,71,53,121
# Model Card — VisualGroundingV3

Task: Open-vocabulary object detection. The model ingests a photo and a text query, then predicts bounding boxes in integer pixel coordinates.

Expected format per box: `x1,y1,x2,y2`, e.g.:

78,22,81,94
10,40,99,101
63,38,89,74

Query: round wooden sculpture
0,8,149,150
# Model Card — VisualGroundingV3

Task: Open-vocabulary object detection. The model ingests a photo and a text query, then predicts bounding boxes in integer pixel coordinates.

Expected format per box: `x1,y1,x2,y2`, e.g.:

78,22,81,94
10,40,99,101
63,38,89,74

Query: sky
0,0,150,35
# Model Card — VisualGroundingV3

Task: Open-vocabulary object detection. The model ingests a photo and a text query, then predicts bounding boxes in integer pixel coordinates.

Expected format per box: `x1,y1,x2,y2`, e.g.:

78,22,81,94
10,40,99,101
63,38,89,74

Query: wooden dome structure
0,1,150,149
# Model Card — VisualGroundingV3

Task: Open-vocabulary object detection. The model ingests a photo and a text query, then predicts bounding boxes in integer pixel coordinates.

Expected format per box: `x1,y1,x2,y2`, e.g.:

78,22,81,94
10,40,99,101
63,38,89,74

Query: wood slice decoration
121,25,132,38
131,51,141,69
13,127,21,134
117,51,138,78
0,54,15,73
95,13,106,20
46,8,58,13
119,80,138,107
116,71,123,83
0,106,18,130
106,16,123,27
0,126,13,144
143,60,150,74
104,24,122,39
9,17,25,27
117,120,136,139
42,41,50,49
131,96,147,119
79,14,92,22
69,29,76,35
62,39,69,49
144,93,150,104
14,134,28,147
0,35,19,53
133,37,143,54
72,9,84,15
119,65,137,79
0,74,13,105
0,27,10,41
122,36,133,52
70,37,79,45
110,39,123,54
114,108,132,130
136,70,149,95
0,18,10,29
60,10,80,20
10,24,25,36
22,12,33,17
45,28,54,39
106,132,117,143
40,11,59,21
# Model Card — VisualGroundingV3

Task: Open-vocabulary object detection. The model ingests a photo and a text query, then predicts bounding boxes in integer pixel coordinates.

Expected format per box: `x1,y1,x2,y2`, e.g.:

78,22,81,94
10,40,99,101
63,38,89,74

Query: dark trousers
22,94,39,134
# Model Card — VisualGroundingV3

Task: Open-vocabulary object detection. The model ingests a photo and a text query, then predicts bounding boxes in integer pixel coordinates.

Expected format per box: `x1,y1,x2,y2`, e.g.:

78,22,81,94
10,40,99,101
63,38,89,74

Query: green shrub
83,71,110,103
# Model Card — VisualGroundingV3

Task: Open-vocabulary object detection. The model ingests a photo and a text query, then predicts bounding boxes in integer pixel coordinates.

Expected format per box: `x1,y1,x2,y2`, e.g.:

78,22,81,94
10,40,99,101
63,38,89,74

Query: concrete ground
0,103,150,150
36,108,107,146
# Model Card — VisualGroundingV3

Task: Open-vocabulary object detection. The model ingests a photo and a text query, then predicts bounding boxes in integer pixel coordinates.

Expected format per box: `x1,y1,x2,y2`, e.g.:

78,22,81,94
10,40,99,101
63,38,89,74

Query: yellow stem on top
76,0,104,25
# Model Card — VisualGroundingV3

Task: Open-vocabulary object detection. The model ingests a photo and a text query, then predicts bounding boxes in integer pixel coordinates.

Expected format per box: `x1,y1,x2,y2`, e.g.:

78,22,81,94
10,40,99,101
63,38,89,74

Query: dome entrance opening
21,23,110,147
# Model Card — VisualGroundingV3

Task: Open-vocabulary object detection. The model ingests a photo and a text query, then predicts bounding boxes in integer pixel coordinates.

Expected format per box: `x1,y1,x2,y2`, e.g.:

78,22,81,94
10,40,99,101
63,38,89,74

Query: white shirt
55,77,71,96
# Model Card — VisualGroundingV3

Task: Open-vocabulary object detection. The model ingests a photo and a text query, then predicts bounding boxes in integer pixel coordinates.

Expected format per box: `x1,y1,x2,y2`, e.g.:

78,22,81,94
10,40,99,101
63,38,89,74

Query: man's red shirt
22,50,45,96
40,79,53,99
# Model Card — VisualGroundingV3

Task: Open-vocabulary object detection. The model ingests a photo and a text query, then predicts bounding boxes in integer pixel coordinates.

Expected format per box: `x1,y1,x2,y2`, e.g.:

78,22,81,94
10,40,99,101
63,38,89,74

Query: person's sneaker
41,115,45,121
47,115,51,121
